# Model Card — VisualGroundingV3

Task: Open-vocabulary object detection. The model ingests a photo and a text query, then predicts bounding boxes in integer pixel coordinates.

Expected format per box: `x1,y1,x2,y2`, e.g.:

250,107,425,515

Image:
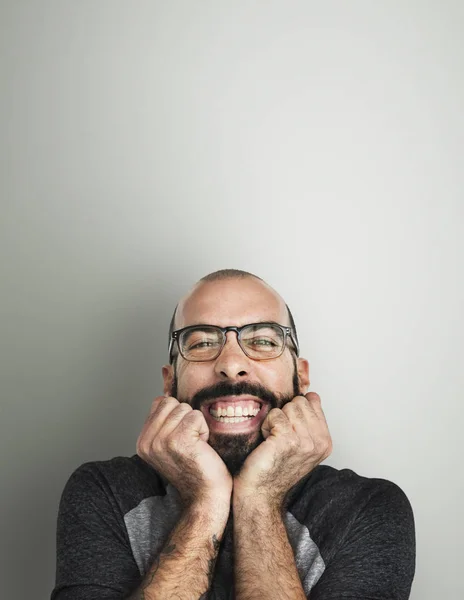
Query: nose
213,331,252,380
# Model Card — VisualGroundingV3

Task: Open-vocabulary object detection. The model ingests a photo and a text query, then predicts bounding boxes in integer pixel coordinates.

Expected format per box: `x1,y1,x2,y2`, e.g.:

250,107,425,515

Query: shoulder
300,466,416,599
59,454,166,515
308,463,411,500
292,464,414,526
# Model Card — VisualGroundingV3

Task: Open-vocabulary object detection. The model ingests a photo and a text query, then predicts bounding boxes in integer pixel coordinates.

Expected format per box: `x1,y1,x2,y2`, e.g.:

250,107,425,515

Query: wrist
185,492,231,524
233,484,283,517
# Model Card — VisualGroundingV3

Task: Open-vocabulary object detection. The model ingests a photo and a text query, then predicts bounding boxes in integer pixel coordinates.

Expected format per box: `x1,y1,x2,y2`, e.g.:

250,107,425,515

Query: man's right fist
136,396,233,509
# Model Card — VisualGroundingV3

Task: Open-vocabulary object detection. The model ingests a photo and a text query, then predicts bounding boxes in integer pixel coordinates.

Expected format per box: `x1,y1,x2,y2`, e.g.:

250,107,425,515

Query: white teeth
211,414,258,423
209,404,261,420
219,416,251,423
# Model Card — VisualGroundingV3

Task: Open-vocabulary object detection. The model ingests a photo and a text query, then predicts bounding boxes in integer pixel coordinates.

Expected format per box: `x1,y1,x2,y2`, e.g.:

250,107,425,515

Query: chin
210,431,263,477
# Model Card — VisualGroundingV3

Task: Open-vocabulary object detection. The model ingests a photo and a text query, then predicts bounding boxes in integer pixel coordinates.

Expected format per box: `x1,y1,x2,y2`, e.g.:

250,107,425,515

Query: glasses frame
169,322,300,364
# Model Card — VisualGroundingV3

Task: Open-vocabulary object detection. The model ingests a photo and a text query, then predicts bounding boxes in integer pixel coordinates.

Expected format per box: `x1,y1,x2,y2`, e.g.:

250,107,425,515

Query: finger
284,395,320,424
261,408,292,440
148,395,179,420
282,400,314,440
173,409,210,442
305,392,328,422
140,397,177,435
285,395,330,442
301,394,332,457
287,396,326,438
139,397,186,442
160,402,194,436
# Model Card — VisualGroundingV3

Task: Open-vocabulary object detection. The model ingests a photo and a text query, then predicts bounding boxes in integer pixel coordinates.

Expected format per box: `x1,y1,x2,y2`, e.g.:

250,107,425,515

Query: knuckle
152,395,168,410
270,407,284,419
175,402,192,414
151,395,164,406
161,396,178,409
295,406,305,420
166,435,178,452
181,411,195,424
177,406,193,422
165,402,189,422
288,435,299,451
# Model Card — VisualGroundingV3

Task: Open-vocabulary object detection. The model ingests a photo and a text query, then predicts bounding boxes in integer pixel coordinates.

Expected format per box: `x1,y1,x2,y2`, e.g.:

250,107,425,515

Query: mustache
190,380,280,411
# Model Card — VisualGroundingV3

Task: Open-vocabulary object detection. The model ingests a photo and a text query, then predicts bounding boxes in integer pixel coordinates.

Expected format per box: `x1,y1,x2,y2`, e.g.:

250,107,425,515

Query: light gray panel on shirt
284,511,326,593
124,484,183,575
124,485,325,595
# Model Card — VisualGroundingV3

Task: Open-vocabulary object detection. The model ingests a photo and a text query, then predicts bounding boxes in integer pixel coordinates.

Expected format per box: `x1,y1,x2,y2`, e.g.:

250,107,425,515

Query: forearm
233,495,306,600
129,503,227,600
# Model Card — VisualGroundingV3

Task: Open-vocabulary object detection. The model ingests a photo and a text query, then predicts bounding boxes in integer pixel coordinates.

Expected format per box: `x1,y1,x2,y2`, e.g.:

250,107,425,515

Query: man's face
162,278,309,475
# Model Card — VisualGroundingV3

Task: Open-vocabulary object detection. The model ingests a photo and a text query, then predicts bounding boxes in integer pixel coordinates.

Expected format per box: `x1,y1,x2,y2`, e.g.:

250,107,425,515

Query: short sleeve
51,463,141,600
310,481,416,600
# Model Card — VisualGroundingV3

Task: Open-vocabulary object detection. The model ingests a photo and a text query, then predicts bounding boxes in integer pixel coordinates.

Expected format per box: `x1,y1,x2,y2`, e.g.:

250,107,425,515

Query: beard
170,355,300,476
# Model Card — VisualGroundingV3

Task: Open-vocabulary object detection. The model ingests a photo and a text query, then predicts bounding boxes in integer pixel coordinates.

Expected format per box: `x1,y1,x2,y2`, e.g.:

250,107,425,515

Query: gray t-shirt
51,455,415,599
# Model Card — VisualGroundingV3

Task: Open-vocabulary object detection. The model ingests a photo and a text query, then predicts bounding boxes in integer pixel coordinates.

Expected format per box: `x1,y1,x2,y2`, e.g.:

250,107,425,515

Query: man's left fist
234,392,333,508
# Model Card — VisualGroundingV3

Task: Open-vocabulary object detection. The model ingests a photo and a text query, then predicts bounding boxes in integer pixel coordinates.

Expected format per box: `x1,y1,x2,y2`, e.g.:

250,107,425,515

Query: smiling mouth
205,396,263,423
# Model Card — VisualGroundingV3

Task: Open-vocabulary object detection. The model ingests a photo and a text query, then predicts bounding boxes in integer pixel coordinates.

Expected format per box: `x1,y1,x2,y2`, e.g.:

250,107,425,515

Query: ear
297,358,310,394
162,364,174,396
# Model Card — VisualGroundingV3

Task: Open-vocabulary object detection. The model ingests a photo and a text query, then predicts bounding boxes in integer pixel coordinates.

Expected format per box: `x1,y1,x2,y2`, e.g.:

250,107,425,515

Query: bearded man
51,269,415,600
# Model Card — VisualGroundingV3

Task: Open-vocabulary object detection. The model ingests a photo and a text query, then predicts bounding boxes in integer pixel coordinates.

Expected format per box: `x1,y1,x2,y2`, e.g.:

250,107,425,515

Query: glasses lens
180,327,223,361
240,324,284,359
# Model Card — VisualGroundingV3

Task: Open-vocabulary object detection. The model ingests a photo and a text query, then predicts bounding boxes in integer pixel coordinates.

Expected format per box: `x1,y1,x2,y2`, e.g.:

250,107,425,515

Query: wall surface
1,2,462,598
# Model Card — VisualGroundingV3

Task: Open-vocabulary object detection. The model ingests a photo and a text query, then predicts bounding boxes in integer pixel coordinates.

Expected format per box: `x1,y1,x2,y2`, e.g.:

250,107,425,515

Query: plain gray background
1,2,462,599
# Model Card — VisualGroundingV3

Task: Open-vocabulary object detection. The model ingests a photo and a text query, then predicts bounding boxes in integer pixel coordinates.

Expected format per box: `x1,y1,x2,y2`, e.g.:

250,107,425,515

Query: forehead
176,278,288,329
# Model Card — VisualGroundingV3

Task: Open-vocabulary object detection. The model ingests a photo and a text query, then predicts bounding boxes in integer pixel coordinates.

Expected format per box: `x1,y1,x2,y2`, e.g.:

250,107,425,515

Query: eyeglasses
169,322,299,364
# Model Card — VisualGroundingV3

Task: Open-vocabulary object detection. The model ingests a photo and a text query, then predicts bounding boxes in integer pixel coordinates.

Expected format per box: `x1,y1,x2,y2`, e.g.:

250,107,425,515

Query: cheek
177,362,211,395
258,358,295,389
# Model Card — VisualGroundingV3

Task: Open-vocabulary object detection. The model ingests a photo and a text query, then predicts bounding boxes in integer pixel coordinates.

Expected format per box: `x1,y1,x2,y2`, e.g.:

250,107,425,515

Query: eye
244,336,280,349
190,340,215,349
251,337,277,346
